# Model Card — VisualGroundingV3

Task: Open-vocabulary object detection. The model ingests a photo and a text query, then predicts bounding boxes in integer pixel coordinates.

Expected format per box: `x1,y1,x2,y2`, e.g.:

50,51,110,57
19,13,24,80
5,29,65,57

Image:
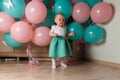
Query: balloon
33,0,43,1
67,22,84,40
91,2,113,24
72,2,90,23
25,0,47,24
0,0,4,11
0,12,16,33
77,0,86,3
3,0,25,18
86,0,102,8
4,33,23,48
11,21,33,43
32,26,52,46
54,0,56,1
36,9,55,27
84,24,105,44
54,0,69,2
15,18,20,21
43,0,49,6
54,0,72,19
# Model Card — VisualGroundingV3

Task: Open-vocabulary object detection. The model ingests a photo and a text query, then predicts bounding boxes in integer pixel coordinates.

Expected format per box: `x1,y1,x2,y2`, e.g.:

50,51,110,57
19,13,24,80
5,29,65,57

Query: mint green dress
49,25,72,58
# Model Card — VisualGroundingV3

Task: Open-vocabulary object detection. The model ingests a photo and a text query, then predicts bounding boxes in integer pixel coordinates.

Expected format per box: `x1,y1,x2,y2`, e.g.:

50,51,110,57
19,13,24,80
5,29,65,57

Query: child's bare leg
51,58,56,69
60,58,67,68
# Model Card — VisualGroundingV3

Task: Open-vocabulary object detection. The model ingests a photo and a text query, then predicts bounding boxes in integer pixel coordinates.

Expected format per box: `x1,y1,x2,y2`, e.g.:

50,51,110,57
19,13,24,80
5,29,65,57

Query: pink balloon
0,12,15,33
72,2,90,23
25,0,47,24
91,2,113,24
11,21,33,43
32,26,52,46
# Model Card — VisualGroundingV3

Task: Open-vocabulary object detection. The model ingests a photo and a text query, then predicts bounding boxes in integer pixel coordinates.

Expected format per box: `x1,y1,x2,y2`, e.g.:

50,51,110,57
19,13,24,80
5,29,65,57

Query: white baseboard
88,58,120,68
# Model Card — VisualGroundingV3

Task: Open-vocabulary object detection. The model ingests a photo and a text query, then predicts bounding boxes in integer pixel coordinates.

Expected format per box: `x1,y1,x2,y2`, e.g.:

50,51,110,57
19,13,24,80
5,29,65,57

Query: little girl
49,14,74,69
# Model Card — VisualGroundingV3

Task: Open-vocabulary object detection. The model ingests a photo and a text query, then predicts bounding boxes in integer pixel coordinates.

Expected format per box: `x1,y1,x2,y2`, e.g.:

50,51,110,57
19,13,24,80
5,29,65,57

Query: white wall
86,0,120,64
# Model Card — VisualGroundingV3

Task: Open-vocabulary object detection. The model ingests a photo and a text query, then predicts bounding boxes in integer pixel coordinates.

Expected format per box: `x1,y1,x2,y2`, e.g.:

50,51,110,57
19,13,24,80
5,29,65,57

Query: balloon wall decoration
91,2,113,24
67,22,84,40
0,12,16,33
72,2,90,23
36,9,55,27
25,0,47,24
0,0,114,48
4,33,23,48
32,27,52,46
3,0,25,18
0,0,4,11
54,0,72,19
10,21,33,43
77,0,86,3
43,0,49,7
84,24,105,44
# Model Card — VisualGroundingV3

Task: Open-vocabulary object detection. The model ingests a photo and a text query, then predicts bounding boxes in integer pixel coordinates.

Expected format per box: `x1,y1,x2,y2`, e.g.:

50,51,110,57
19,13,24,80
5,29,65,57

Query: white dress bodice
50,25,66,36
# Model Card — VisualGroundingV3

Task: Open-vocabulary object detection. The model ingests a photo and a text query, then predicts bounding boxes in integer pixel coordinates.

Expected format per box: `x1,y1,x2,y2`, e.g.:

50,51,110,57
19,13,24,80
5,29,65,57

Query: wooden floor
0,60,120,80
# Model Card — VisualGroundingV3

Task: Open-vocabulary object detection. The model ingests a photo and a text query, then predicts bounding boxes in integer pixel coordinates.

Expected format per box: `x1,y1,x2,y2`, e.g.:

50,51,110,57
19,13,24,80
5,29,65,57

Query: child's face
55,14,65,27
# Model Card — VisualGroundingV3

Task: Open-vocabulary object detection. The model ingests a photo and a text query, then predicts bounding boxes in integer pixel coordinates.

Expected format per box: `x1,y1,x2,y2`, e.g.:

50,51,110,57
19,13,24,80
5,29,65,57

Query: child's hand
53,33,58,37
69,32,75,36
49,32,58,37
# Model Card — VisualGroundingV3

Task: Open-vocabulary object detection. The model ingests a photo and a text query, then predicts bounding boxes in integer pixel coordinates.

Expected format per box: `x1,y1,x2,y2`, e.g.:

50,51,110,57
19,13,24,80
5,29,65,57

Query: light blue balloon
77,0,87,3
4,33,23,48
0,0,4,11
54,0,69,2
43,0,49,7
67,22,84,40
3,0,25,18
36,9,55,27
54,0,58,2
15,18,20,21
84,24,105,44
54,0,72,19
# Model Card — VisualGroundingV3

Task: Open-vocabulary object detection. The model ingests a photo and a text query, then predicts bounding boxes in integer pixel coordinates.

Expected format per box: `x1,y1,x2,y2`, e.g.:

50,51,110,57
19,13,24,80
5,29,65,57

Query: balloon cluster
70,0,113,44
0,0,113,48
0,0,52,48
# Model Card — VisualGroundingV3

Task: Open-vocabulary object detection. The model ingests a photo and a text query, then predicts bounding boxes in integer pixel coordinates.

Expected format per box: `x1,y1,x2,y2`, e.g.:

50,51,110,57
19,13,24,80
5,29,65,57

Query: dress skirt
49,36,73,58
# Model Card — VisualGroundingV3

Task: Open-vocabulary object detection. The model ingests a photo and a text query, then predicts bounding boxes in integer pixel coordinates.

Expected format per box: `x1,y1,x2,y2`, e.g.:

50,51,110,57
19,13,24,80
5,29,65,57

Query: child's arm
66,32,75,39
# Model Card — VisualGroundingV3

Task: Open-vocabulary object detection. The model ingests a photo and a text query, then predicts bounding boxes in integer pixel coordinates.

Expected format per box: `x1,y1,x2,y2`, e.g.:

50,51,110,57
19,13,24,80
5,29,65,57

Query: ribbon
2,41,9,47
26,45,39,65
